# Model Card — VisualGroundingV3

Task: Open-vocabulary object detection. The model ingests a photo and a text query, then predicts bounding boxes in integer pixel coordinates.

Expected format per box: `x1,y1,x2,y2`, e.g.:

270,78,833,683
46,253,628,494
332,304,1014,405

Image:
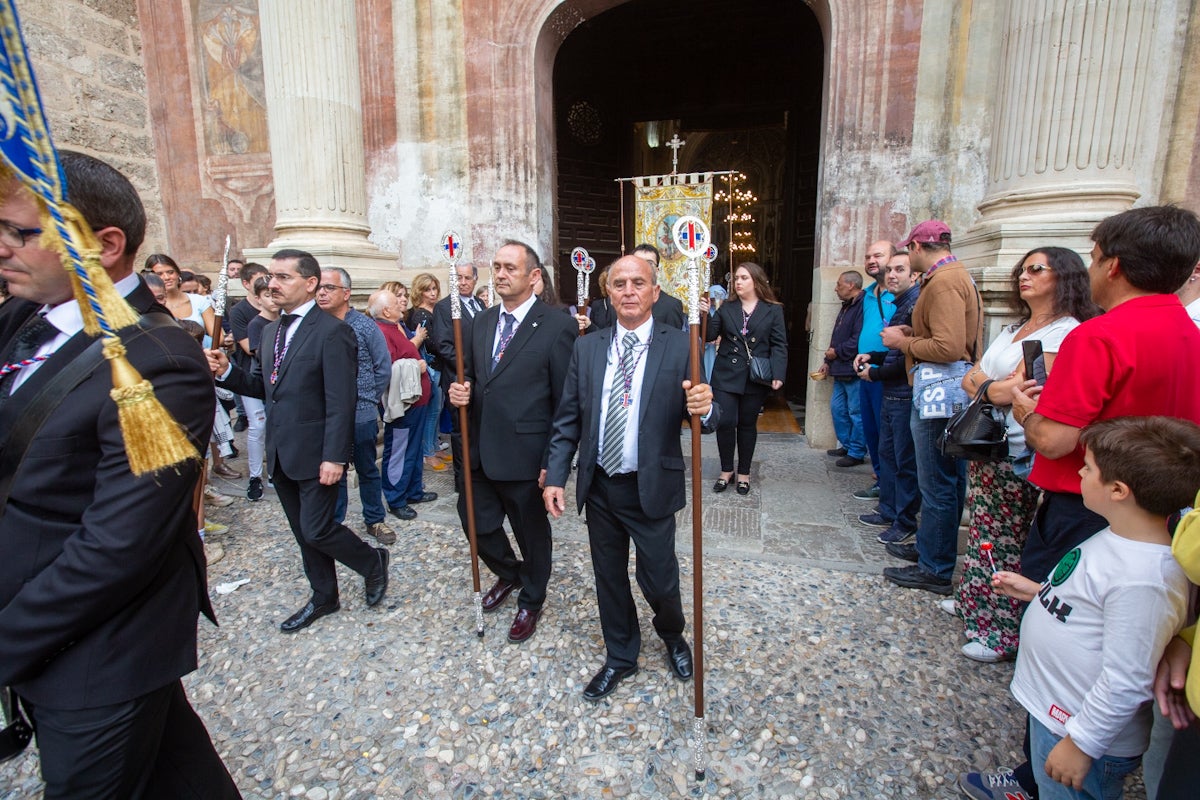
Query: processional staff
441,231,485,636
700,243,718,347
209,235,232,349
671,214,712,781
570,247,595,337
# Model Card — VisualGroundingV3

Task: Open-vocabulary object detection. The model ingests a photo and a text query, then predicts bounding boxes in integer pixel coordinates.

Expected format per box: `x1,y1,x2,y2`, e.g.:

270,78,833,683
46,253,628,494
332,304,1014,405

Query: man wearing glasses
315,267,398,546
208,251,389,632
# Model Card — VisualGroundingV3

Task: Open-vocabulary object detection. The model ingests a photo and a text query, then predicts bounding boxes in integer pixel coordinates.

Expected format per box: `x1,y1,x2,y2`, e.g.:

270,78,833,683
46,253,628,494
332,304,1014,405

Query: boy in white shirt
992,416,1200,799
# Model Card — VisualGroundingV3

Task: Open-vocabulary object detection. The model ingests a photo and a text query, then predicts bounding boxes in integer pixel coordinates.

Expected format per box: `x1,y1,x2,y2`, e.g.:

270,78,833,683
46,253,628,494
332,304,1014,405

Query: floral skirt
955,460,1041,658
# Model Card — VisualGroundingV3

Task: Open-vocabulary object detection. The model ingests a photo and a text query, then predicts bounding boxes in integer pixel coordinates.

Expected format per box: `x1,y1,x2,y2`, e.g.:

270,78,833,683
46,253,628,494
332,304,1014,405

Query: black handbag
937,379,1009,461
744,337,773,387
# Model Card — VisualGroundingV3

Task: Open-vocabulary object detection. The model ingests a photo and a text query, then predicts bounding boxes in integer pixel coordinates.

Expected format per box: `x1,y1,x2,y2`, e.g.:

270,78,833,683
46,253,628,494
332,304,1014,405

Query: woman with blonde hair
407,273,447,471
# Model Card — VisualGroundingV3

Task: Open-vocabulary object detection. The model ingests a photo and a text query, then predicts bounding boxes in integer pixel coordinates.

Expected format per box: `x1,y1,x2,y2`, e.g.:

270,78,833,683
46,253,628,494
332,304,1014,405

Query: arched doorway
550,0,824,395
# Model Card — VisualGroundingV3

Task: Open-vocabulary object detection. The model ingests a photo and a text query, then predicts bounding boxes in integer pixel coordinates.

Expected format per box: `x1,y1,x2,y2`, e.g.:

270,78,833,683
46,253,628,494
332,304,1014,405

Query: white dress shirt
597,317,655,475
11,272,142,392
491,292,537,362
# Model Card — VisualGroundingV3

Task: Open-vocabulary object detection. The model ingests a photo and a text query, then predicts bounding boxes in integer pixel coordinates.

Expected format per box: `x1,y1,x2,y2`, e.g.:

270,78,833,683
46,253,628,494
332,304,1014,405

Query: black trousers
23,680,240,800
586,470,685,669
713,384,770,474
458,470,552,611
1157,717,1200,799
447,386,465,494
273,462,380,607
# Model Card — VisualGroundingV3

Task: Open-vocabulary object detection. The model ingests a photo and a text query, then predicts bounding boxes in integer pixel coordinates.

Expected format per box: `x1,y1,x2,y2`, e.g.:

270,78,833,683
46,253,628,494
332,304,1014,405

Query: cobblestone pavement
2,433,1149,799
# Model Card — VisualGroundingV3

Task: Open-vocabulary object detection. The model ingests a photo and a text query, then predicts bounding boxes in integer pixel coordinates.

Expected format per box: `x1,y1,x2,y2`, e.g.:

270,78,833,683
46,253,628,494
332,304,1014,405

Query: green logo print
1050,548,1081,587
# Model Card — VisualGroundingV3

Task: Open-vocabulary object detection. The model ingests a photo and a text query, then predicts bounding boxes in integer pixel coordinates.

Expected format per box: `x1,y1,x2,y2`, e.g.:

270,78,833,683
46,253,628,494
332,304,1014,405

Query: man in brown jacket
878,220,982,594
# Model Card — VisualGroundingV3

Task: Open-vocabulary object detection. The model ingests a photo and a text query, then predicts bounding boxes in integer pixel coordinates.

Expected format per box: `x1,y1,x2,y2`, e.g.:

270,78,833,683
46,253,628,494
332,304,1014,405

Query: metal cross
666,134,686,174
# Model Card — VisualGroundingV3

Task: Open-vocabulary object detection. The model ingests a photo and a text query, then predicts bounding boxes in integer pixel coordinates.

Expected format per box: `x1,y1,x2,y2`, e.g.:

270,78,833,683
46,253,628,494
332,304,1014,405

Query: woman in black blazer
702,262,787,495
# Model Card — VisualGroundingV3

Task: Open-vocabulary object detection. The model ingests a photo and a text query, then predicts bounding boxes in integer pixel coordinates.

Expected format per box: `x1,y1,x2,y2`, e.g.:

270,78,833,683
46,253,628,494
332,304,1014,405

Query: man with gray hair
316,267,398,545
816,270,866,467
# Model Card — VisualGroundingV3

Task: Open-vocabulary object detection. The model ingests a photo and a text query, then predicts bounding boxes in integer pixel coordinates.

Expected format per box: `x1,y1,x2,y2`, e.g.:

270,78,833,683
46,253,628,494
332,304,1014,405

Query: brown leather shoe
507,607,540,643
211,462,243,479
367,522,396,545
481,578,518,612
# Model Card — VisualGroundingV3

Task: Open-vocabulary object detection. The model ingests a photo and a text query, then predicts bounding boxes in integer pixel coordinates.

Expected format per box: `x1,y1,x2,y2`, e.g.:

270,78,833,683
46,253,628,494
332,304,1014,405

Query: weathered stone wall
21,0,167,255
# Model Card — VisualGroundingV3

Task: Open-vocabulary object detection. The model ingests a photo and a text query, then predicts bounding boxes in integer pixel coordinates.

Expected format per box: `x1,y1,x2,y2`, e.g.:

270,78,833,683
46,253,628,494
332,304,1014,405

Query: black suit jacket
705,301,788,394
462,297,576,481
0,280,217,709
586,291,685,334
220,305,356,479
546,322,719,519
432,294,482,390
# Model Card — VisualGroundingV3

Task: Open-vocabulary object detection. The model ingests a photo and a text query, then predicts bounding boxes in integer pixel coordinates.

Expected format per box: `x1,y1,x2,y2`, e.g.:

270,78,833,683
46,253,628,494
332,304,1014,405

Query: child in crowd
992,416,1200,800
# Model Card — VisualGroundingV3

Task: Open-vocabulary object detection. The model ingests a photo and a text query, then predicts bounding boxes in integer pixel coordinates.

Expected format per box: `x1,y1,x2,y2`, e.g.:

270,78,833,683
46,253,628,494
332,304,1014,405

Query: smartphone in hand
1022,340,1046,385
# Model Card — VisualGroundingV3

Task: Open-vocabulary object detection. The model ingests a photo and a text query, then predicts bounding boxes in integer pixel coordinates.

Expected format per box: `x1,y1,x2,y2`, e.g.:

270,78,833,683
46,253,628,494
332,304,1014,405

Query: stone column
246,0,397,281
958,0,1175,337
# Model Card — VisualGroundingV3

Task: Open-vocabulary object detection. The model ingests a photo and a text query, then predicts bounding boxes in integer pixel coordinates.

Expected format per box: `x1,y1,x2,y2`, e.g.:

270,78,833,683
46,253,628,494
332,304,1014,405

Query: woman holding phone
946,247,1100,663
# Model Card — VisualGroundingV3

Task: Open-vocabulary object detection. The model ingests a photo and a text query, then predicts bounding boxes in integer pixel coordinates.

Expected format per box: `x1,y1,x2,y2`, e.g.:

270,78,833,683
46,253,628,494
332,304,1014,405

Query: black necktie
464,296,478,318
270,314,298,384
0,314,58,401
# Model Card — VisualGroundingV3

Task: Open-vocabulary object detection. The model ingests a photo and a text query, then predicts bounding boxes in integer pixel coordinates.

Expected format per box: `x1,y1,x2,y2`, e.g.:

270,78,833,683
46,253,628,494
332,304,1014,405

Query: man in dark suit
432,261,483,493
208,249,388,632
0,152,239,797
448,240,575,643
544,255,718,701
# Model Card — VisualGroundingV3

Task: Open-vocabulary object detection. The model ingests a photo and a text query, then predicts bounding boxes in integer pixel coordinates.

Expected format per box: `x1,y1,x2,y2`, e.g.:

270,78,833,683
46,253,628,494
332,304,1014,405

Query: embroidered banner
634,175,713,307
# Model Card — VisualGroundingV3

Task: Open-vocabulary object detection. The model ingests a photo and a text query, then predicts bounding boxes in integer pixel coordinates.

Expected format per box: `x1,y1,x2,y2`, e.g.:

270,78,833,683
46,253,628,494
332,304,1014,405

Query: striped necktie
600,331,639,475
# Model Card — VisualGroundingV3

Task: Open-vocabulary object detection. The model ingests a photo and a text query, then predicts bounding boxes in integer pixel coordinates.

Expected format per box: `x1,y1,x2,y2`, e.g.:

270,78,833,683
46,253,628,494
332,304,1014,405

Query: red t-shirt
1030,294,1200,493
376,320,431,407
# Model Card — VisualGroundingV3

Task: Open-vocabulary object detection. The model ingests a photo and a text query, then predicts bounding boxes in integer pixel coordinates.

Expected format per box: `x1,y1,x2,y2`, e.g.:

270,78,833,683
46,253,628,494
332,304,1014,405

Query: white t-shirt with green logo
1011,528,1189,758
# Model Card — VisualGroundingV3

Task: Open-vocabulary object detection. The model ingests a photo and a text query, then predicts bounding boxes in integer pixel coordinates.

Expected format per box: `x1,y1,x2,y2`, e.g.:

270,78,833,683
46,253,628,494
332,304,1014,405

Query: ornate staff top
671,215,711,326
570,246,593,308
440,230,463,320
211,235,232,318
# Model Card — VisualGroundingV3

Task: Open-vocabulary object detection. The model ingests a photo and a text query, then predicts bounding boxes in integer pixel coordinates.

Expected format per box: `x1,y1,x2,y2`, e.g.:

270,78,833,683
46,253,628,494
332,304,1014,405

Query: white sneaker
961,640,1009,663
938,598,957,617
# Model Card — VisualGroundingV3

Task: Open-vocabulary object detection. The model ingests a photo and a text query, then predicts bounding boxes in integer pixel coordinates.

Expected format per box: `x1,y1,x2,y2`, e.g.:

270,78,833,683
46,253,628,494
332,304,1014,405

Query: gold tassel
37,207,138,336
104,338,200,475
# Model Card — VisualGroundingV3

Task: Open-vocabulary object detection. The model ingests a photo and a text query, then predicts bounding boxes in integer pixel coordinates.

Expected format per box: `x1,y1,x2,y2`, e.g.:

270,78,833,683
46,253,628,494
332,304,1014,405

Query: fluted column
977,0,1157,221
957,0,1176,342
249,0,397,279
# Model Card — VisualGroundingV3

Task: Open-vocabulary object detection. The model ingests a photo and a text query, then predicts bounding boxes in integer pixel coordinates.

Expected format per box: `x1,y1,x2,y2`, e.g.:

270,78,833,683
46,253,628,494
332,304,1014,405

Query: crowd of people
3,150,1200,800
825,211,1200,800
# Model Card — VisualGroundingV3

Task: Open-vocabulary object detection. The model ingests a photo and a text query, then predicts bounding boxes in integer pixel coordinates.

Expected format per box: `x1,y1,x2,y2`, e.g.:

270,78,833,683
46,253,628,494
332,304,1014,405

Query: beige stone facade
22,0,1200,445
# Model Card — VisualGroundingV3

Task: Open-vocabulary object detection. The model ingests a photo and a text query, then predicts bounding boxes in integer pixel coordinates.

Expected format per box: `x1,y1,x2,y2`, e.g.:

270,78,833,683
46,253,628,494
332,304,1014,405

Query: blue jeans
422,367,442,457
910,405,966,580
877,395,920,531
1029,717,1139,800
382,404,428,509
335,417,385,526
830,378,866,458
858,379,884,474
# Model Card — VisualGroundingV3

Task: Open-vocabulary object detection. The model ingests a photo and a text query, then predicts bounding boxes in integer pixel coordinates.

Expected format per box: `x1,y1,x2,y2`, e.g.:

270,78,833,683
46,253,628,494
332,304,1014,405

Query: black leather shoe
365,548,389,607
826,447,848,457
280,600,340,633
582,664,638,701
665,640,693,681
388,504,417,520
885,542,919,562
481,578,518,612
408,492,438,504
712,478,729,493
736,481,750,495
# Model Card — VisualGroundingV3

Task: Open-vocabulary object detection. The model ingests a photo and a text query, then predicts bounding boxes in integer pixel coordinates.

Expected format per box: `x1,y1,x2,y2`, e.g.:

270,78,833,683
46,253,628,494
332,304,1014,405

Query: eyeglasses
1021,263,1052,276
317,283,347,293
0,220,42,249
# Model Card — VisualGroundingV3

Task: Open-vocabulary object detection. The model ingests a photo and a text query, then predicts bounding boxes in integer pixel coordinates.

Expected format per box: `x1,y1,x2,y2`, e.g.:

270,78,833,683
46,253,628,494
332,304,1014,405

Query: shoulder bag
743,335,773,387
937,379,1009,461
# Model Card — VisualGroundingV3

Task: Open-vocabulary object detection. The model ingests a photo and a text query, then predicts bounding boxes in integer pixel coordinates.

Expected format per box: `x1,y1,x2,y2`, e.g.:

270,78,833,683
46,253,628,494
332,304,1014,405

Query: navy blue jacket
826,292,864,378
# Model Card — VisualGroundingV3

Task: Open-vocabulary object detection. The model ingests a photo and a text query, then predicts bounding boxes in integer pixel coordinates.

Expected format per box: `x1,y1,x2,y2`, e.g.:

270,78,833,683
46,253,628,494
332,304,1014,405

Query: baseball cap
900,220,952,249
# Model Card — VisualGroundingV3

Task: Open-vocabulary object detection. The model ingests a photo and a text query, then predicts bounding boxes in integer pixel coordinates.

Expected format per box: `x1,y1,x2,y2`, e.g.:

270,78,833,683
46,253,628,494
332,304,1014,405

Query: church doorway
551,0,824,396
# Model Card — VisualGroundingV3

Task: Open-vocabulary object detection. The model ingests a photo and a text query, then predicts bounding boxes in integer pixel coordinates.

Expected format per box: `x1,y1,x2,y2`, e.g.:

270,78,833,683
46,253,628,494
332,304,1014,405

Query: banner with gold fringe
634,174,713,311
0,0,197,474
